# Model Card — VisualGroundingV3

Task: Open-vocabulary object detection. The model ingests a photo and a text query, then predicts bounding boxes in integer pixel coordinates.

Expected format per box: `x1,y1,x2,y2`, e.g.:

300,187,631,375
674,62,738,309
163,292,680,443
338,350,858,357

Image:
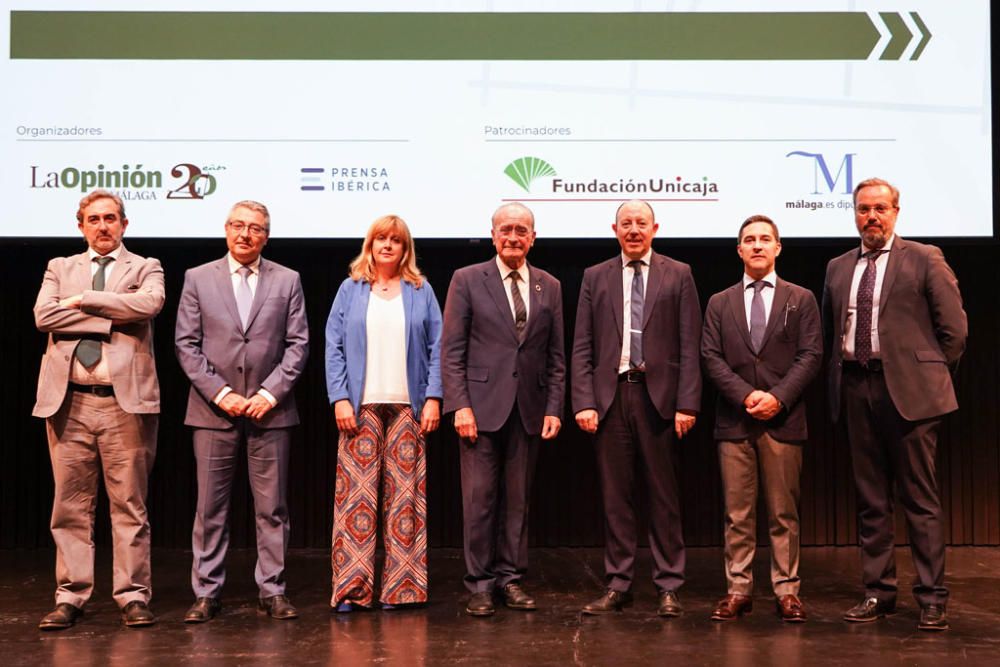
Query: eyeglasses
495,224,532,237
855,204,896,216
227,221,269,236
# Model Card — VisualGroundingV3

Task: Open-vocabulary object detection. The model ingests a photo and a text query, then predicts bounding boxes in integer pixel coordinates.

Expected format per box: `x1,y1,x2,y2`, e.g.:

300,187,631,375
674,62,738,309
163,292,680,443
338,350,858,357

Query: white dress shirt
843,235,894,360
618,249,652,373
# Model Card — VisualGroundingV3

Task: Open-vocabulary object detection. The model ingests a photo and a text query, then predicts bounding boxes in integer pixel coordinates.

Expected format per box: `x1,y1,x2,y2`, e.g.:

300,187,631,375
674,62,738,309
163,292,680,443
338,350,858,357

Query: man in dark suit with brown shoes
572,200,702,617
702,215,821,624
823,178,967,631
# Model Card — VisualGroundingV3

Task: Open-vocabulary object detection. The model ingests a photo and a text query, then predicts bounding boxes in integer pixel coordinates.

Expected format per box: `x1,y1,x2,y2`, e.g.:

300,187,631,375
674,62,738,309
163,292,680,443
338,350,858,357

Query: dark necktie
749,279,770,353
854,249,885,367
508,271,527,341
74,256,113,369
629,260,645,368
236,265,253,330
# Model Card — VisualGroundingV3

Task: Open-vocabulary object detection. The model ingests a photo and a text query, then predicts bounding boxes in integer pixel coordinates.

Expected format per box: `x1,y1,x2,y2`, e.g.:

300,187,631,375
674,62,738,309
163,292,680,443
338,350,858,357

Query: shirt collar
228,253,261,274
88,244,123,262
743,270,777,289
621,249,653,268
860,233,895,256
496,255,529,283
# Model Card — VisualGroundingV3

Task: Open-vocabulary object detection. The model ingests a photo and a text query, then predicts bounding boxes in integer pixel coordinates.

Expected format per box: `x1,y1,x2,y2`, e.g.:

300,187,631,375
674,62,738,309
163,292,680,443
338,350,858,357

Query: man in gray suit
823,178,966,631
572,199,701,617
34,190,164,630
175,200,309,622
701,215,821,623
442,202,565,617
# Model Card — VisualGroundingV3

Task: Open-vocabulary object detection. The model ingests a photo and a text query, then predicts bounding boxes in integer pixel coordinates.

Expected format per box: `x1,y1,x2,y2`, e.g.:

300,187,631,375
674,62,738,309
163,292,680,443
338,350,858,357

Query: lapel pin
534,284,541,292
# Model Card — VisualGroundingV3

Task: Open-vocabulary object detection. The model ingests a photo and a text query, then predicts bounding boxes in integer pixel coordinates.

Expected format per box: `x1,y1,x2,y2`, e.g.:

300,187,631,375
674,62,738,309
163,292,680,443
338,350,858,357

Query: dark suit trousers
595,380,684,593
842,364,947,607
46,391,157,609
459,404,539,593
191,422,291,599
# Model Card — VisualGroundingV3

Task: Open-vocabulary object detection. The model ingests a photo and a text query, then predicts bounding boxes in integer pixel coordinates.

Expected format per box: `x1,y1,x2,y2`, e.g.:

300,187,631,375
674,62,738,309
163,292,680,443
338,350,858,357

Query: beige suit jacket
33,245,165,418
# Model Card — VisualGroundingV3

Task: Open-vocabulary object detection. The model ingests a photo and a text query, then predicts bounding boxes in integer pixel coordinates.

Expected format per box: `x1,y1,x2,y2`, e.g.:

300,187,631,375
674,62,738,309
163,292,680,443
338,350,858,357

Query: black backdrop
2,232,997,551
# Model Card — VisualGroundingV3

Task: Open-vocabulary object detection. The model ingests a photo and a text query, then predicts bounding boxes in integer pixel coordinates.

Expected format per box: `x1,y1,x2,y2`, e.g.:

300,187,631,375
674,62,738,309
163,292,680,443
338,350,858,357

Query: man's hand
454,407,478,443
745,390,782,421
575,409,599,434
218,392,249,418
244,394,274,421
334,399,358,437
59,294,83,309
420,399,441,435
675,410,697,439
541,415,562,440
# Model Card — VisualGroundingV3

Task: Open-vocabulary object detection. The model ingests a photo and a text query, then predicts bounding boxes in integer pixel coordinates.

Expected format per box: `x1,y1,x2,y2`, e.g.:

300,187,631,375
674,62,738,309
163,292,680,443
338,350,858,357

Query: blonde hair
349,214,424,287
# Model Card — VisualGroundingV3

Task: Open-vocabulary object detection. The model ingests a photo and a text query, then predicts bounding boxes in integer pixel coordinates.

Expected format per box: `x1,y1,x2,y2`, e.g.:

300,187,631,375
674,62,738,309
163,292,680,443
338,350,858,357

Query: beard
861,224,888,249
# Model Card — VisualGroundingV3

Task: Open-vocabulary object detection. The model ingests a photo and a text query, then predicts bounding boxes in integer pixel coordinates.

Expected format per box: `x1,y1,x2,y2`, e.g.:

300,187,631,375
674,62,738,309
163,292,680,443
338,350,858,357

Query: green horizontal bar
11,11,881,60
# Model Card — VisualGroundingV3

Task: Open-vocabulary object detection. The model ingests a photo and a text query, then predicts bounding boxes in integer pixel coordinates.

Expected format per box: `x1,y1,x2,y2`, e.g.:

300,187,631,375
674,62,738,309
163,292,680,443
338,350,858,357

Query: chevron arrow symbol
869,11,932,60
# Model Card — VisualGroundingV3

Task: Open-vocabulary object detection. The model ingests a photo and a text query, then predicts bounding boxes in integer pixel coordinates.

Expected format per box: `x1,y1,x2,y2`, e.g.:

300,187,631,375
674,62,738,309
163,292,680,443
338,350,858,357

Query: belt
843,359,882,373
618,369,646,383
68,382,115,397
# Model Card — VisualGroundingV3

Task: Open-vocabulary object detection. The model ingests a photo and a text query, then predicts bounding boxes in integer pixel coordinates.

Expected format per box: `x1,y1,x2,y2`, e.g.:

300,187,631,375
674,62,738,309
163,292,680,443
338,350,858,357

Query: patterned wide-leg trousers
331,403,428,607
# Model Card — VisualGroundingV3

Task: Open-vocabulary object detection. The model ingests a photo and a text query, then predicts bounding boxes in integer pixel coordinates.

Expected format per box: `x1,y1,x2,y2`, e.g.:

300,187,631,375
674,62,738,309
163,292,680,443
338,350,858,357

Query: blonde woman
325,215,441,611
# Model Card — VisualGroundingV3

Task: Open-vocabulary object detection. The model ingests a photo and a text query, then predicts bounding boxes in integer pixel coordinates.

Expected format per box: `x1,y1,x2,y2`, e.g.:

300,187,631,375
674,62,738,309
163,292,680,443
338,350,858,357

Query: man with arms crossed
34,190,164,629
442,202,565,617
572,199,701,617
175,200,309,622
823,178,966,631
701,214,821,623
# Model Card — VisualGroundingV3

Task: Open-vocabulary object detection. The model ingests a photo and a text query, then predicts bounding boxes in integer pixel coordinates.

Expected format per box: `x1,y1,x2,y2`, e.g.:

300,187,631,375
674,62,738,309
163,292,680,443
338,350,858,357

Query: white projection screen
1,1,993,238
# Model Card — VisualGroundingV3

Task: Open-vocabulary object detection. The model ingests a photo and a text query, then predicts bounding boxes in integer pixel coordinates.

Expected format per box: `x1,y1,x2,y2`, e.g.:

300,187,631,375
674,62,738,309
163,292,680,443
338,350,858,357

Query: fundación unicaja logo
504,157,556,193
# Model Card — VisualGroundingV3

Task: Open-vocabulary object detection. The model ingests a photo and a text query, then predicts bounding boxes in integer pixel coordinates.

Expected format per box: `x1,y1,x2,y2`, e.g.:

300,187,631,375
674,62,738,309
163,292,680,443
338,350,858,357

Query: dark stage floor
2,547,999,665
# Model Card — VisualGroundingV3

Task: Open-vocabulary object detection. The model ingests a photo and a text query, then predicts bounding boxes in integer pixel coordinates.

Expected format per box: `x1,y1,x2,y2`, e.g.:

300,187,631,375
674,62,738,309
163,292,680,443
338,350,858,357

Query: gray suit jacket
822,236,967,422
572,251,702,421
175,256,309,429
701,278,822,442
33,246,164,418
441,259,565,434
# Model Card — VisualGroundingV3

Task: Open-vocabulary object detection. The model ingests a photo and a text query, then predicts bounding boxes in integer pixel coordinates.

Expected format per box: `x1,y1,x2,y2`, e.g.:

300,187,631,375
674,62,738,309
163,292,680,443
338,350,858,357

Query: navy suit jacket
441,259,565,434
822,236,967,422
572,251,702,421
701,278,822,442
175,256,310,429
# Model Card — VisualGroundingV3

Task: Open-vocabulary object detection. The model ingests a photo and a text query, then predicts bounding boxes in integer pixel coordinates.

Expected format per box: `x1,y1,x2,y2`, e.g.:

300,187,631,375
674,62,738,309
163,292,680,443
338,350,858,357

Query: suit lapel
832,252,855,334
726,282,754,352
523,264,543,343
213,256,243,332
483,261,519,344
607,258,624,345
878,236,905,311
105,248,133,292
71,252,92,294
244,258,274,332
761,278,791,347
641,253,663,329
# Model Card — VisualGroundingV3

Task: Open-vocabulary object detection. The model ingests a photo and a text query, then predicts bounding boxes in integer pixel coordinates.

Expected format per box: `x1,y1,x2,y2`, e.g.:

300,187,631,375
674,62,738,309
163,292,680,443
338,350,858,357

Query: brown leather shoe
581,589,633,614
184,597,222,623
710,594,752,621
258,595,298,620
501,583,537,611
657,591,683,617
39,603,83,631
776,594,807,623
121,600,156,627
465,591,495,617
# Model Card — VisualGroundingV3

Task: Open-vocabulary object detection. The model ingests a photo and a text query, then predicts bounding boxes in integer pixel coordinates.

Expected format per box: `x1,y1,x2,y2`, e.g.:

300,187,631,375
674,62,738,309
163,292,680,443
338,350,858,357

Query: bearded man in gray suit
175,200,309,623
824,178,966,631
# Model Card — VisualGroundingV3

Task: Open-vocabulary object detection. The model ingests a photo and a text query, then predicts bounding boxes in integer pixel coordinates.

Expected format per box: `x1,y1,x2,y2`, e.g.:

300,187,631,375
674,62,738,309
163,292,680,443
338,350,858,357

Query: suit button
513,372,518,377
237,367,243,373
244,338,250,343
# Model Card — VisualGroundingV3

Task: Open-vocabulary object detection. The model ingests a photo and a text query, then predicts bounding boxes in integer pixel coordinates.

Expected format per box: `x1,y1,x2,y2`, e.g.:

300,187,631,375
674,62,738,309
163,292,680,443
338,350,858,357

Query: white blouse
361,293,410,405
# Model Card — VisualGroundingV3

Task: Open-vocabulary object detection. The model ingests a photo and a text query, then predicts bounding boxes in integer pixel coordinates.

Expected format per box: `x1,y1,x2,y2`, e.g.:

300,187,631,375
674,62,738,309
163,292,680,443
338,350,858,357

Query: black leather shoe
39,603,83,631
184,597,222,624
843,596,895,623
465,591,495,617
501,583,537,611
258,595,298,620
582,589,633,615
657,590,683,617
918,604,949,631
122,600,156,627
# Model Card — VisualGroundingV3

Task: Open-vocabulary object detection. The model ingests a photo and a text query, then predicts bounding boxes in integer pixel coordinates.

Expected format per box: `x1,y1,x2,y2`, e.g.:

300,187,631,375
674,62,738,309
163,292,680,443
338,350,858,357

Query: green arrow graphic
878,12,912,60
910,12,932,60
9,11,900,61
